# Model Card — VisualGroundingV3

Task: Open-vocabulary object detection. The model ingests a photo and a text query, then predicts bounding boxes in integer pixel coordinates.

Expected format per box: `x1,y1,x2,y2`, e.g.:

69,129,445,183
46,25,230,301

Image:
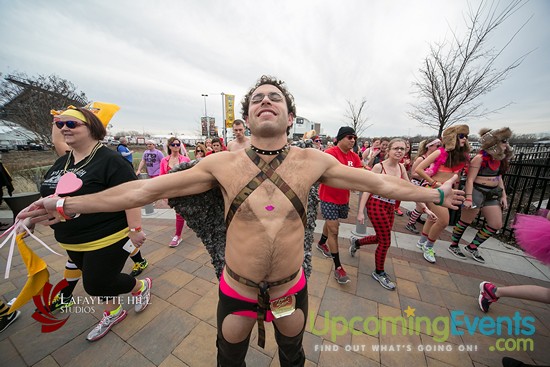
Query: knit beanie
336,126,356,143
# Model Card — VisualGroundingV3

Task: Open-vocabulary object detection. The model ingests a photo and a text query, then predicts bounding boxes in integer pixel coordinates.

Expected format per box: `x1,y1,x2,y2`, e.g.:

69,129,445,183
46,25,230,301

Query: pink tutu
513,214,550,265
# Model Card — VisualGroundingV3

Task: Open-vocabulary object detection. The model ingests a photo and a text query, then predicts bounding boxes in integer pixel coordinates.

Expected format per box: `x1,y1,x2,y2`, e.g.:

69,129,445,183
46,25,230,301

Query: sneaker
86,308,127,341
416,239,427,249
405,223,419,234
464,246,485,263
395,209,404,216
422,245,436,263
36,294,75,314
0,310,21,333
133,277,152,313
447,245,467,260
130,259,149,277
348,235,360,257
334,267,350,284
478,281,498,312
372,271,396,290
169,236,182,248
316,242,332,258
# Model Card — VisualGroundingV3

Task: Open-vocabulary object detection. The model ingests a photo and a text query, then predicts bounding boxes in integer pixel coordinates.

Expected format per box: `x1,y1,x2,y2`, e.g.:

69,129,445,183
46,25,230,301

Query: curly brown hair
240,75,296,135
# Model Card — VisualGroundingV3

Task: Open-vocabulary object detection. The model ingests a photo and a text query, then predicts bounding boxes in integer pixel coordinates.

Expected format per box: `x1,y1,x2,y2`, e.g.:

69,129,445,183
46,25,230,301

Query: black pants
216,283,308,367
66,237,136,297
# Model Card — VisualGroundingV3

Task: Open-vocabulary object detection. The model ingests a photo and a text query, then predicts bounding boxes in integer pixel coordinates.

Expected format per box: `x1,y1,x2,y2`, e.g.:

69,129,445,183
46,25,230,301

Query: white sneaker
416,239,427,249
86,308,127,341
133,278,152,313
422,245,436,263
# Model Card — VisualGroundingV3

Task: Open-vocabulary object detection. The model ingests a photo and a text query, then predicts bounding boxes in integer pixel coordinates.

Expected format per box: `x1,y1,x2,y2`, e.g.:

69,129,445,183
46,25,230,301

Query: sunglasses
170,143,181,147
196,150,204,153
250,92,284,104
314,139,321,143
346,135,357,140
54,120,85,129
458,134,469,139
501,139,508,143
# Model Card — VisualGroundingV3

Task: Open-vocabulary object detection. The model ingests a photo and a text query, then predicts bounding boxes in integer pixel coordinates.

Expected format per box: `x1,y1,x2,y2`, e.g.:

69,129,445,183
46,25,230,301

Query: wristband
464,198,472,202
130,227,142,232
436,188,444,206
56,198,79,220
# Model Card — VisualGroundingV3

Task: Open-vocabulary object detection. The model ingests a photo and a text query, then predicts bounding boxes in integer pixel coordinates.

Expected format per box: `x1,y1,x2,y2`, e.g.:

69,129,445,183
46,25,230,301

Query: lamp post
201,94,209,138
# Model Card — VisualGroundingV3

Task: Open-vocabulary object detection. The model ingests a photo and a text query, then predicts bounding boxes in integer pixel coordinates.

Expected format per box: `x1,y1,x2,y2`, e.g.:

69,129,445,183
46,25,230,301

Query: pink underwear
220,269,306,322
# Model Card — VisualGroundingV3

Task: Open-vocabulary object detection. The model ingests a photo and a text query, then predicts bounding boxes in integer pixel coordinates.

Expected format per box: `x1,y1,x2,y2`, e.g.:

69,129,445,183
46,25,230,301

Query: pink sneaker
169,236,182,248
478,281,498,312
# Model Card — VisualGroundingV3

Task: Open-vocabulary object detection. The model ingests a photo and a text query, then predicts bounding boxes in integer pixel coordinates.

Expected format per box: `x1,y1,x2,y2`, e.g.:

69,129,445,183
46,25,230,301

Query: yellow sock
109,305,122,316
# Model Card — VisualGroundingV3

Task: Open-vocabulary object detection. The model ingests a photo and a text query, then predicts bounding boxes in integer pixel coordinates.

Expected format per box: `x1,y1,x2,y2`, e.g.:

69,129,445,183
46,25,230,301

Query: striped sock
407,209,422,226
419,232,428,243
451,220,471,246
470,224,498,249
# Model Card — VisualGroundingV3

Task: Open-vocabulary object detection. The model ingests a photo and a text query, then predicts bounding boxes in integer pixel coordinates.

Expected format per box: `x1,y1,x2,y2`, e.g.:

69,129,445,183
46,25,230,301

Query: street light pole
221,92,226,143
201,94,209,138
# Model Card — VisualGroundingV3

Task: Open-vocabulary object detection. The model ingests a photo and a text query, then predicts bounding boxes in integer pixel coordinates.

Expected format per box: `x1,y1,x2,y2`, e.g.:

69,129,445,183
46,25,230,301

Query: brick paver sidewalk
1,214,549,366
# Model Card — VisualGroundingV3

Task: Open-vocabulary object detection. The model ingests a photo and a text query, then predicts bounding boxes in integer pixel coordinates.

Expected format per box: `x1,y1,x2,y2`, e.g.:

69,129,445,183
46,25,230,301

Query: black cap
336,126,356,142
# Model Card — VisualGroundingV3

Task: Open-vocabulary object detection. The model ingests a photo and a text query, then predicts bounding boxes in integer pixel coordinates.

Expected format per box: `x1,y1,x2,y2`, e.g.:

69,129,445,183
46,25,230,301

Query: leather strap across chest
225,147,306,229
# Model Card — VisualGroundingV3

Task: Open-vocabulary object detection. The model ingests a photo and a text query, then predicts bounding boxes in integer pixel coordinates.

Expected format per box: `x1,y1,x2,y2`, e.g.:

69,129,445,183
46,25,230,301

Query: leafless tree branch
409,0,532,136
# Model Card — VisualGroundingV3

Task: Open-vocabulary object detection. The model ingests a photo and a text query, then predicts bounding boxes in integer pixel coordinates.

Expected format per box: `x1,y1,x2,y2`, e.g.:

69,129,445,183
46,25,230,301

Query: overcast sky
1,0,548,139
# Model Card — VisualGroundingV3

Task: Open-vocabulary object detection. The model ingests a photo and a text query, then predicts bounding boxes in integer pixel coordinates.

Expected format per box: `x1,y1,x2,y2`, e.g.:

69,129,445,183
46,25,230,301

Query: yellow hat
84,101,120,127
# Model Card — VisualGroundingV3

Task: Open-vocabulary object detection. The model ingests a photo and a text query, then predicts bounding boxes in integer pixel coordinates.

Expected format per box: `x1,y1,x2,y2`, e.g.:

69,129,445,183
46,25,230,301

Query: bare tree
344,98,372,137
409,0,531,137
0,72,89,146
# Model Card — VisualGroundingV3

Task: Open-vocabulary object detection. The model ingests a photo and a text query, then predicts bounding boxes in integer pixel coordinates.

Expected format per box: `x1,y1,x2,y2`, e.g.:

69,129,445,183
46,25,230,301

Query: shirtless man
23,75,463,367
227,119,251,151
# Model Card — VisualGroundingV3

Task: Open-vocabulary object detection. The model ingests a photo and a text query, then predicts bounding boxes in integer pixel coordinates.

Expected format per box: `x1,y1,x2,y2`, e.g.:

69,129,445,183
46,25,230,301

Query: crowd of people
1,75,546,367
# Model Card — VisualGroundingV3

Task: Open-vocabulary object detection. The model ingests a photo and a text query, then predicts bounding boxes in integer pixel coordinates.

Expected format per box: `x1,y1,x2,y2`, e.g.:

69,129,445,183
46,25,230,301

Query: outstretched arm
319,154,463,209
19,161,218,223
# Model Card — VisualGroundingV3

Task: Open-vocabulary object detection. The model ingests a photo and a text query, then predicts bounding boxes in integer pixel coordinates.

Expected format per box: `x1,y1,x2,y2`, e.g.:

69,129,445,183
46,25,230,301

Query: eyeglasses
314,139,321,143
54,120,85,129
170,143,181,147
392,147,406,151
346,135,357,140
458,134,469,139
501,139,508,143
250,92,284,104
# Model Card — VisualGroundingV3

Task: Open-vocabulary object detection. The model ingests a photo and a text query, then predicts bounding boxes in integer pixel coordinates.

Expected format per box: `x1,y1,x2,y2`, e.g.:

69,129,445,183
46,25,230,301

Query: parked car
0,144,9,153
28,143,44,151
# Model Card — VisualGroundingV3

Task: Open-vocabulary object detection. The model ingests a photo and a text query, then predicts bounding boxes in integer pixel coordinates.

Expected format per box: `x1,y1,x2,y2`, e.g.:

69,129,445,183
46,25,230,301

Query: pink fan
55,172,83,195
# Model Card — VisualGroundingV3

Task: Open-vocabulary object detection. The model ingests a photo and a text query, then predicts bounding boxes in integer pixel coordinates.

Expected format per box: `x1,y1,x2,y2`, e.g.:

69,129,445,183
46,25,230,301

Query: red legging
358,196,395,272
